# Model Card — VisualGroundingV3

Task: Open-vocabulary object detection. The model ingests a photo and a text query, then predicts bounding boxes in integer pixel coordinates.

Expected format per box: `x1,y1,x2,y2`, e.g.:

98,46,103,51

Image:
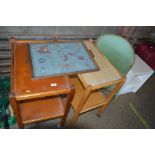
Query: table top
78,40,122,88
29,42,98,78
11,39,122,100
11,40,72,100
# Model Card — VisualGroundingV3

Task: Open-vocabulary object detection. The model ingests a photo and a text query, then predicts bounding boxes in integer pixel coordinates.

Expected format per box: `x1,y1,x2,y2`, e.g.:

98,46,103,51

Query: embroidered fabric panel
29,42,97,78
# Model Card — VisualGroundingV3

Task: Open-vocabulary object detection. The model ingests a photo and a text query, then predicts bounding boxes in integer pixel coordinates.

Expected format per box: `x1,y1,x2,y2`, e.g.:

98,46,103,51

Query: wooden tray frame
28,40,99,79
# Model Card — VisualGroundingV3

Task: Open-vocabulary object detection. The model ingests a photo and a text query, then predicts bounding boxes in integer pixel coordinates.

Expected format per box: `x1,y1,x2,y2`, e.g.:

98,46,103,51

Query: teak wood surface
70,40,125,126
9,38,75,128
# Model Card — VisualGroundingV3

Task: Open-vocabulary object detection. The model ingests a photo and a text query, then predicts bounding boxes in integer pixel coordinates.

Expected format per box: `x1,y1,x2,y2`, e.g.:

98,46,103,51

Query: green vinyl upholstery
96,34,135,76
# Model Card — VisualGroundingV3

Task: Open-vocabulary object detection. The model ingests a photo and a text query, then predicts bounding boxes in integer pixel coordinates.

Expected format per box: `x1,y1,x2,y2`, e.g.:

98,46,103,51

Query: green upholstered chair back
96,34,135,76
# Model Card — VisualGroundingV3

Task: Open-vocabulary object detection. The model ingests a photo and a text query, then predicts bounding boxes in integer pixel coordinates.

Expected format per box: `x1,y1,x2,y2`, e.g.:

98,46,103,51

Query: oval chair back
96,34,135,76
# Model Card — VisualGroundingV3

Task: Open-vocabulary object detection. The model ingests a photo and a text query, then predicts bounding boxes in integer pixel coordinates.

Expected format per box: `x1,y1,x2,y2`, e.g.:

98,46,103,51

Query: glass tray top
29,42,98,78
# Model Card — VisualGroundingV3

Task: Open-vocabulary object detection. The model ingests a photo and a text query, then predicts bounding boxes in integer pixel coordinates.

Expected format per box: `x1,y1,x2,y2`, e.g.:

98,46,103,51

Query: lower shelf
20,96,65,124
70,76,106,113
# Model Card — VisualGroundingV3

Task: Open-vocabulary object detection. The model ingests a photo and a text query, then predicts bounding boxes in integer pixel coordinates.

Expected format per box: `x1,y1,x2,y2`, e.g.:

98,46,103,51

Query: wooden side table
9,39,75,128
70,40,125,125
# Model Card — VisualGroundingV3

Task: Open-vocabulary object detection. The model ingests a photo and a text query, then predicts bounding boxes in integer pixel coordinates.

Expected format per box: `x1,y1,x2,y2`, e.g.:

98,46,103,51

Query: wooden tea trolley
9,39,75,128
70,40,125,125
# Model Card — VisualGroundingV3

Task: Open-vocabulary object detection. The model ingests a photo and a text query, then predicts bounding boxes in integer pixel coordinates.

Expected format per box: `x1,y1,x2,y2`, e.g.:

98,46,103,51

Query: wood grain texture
70,41,124,126
13,42,71,100
10,94,24,128
10,39,75,128
70,84,92,125
78,40,122,87
9,39,25,127
20,96,64,124
97,77,125,116
60,85,75,126
70,76,106,113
